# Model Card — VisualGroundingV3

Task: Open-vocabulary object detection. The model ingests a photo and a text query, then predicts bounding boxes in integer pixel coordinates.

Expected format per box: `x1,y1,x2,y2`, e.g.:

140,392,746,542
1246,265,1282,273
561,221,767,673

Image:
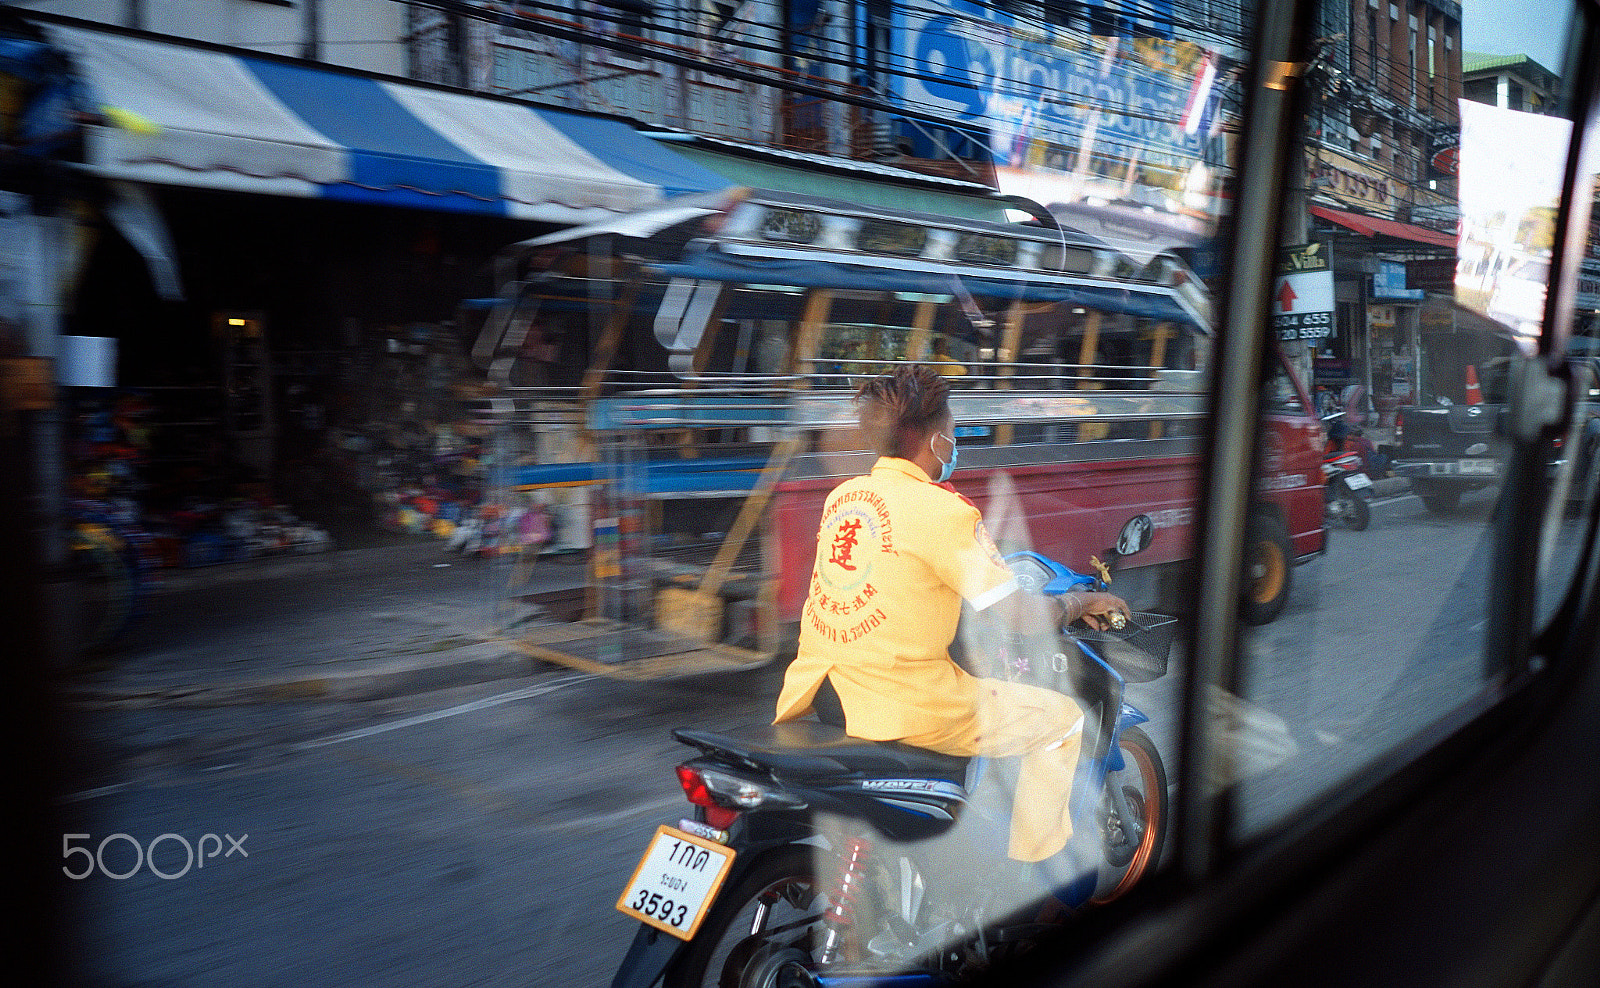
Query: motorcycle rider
774,364,1130,862
1325,415,1390,479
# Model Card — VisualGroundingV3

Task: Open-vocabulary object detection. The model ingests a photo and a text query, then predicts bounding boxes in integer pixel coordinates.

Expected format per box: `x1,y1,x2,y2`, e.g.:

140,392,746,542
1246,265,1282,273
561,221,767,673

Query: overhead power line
394,0,1246,164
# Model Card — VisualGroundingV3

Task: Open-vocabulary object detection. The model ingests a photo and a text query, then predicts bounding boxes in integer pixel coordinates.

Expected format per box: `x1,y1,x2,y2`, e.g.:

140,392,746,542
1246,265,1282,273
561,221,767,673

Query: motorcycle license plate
1459,459,1496,475
616,825,736,940
1344,472,1373,489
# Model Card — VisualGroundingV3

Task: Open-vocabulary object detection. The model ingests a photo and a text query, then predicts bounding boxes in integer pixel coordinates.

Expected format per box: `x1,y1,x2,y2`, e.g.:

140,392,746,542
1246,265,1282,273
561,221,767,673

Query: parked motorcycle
1322,414,1374,531
611,519,1173,988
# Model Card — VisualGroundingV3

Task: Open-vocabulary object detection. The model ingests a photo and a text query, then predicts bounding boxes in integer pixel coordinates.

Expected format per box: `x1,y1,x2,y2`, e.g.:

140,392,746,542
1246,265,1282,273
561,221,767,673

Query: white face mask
931,431,958,482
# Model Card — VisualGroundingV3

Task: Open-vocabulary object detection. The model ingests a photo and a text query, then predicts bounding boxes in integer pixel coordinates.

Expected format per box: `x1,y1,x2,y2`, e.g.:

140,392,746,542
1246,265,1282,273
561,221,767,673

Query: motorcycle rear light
675,766,742,829
1394,412,1404,445
676,765,806,811
676,764,716,807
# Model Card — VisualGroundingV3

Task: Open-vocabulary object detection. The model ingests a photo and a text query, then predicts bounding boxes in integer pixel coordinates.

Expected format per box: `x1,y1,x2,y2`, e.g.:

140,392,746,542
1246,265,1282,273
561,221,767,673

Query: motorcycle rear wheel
666,849,827,988
1090,726,1169,904
1338,480,1371,531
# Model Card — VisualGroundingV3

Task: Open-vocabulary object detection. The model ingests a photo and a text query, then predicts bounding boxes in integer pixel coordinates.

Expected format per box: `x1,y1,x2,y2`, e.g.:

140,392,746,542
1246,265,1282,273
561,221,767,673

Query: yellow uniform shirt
774,457,1020,740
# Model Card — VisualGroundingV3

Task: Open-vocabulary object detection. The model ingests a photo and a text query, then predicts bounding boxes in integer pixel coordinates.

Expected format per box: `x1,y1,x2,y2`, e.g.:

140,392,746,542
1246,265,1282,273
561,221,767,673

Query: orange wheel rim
1251,538,1287,603
1093,742,1163,903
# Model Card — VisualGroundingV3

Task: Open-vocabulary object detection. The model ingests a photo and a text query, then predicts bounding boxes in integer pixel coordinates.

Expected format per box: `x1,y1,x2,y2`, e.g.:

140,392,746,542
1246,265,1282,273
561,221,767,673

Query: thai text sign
894,5,1203,177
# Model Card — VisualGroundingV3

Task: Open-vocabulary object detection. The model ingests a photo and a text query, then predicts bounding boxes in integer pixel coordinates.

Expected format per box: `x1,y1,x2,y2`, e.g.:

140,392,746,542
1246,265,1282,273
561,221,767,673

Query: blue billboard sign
891,3,1208,175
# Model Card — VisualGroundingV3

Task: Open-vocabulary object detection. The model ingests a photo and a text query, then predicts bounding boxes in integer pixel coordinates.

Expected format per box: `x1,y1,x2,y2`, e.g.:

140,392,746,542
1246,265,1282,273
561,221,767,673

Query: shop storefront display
313,321,563,559
66,389,334,570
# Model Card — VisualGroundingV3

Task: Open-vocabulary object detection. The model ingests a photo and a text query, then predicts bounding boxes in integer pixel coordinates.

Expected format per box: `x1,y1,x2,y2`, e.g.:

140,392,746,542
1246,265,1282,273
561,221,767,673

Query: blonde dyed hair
854,365,951,458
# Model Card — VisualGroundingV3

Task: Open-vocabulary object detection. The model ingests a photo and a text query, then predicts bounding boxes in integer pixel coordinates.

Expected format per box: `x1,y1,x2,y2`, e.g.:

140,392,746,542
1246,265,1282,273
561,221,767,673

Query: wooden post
579,271,636,400
576,276,638,463
1076,309,1103,384
1149,322,1172,438
905,298,938,361
675,289,731,458
1077,310,1108,440
789,289,835,385
994,298,1027,445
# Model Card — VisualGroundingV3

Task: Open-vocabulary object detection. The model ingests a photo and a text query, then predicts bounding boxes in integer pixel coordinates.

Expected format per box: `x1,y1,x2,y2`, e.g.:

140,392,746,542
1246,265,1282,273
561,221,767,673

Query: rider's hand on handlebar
1062,591,1132,631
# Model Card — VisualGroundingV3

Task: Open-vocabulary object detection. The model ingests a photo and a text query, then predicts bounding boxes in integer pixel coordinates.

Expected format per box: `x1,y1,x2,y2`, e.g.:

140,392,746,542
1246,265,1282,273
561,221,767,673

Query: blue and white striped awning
41,24,730,222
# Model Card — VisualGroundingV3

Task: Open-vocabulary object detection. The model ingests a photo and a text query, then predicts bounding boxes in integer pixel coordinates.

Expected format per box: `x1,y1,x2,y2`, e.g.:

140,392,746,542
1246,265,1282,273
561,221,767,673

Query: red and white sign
1273,269,1336,340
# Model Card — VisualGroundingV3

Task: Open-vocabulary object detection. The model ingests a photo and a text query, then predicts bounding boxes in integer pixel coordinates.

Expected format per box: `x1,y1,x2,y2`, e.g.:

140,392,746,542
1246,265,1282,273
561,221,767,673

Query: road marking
297,673,593,749
340,750,683,832
61,782,130,803
541,796,683,833
1371,492,1417,505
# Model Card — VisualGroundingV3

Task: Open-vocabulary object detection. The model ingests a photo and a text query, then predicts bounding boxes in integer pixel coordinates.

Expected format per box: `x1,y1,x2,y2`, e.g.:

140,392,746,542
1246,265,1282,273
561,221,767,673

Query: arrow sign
1276,280,1298,312
1272,269,1335,341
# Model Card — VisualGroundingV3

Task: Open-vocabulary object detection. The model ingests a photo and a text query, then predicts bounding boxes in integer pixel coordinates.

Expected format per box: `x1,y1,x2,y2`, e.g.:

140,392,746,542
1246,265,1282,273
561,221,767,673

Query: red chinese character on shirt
829,518,863,570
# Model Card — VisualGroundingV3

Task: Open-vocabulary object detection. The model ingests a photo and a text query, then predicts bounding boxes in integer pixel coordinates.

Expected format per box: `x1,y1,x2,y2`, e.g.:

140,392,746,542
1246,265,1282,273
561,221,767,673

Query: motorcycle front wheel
1090,726,1169,904
666,848,828,988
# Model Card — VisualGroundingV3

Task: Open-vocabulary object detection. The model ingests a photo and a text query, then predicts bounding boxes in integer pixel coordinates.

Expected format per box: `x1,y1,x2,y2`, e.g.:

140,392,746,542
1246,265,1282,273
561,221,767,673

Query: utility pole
1281,122,1314,391
302,0,322,62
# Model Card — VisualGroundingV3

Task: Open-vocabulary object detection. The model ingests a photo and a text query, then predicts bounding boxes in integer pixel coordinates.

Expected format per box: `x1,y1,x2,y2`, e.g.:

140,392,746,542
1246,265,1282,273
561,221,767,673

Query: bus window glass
472,10,1242,940
1228,1,1577,842
47,0,1600,983
1535,181,1600,629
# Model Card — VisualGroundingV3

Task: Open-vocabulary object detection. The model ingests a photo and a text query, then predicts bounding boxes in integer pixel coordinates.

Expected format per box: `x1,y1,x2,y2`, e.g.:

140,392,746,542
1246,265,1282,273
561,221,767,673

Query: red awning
1310,204,1457,249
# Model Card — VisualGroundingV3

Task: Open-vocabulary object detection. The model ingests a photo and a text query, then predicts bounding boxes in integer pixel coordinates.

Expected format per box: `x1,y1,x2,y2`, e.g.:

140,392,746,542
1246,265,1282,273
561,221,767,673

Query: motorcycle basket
1072,612,1177,683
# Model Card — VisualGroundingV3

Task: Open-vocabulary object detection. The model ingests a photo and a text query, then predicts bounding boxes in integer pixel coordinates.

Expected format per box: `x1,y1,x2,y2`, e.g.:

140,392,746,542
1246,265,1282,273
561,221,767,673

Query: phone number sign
1273,269,1336,341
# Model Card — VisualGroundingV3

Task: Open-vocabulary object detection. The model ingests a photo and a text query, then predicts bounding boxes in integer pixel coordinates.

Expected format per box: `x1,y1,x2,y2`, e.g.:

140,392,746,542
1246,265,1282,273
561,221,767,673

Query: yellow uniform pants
895,679,1085,862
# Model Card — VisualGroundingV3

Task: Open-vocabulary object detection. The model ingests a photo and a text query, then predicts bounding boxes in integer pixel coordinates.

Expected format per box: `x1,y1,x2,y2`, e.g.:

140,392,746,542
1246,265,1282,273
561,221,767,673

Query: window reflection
1231,0,1575,841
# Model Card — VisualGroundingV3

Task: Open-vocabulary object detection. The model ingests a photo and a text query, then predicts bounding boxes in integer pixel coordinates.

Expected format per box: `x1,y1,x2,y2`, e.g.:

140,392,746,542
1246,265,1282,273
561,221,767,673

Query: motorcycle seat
673,722,971,783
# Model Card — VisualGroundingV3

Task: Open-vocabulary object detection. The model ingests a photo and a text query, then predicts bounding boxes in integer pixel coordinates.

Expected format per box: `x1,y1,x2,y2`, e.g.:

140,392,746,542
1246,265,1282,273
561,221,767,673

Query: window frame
1002,1,1600,984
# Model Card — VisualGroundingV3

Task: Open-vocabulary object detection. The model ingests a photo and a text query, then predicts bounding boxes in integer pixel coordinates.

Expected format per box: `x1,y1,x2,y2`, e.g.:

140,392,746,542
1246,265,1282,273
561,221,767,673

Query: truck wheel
1242,513,1293,625
1420,491,1461,514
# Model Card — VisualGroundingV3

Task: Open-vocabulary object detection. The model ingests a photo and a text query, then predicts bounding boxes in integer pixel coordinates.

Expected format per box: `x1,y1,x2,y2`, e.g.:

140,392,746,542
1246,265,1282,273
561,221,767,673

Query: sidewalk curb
147,540,438,597
1370,476,1411,498
61,639,539,708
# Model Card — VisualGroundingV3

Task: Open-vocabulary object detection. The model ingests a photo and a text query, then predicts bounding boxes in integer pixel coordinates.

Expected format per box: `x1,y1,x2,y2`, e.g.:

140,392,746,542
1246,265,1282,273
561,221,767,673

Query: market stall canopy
39,23,730,222
650,133,1011,223
1309,204,1458,249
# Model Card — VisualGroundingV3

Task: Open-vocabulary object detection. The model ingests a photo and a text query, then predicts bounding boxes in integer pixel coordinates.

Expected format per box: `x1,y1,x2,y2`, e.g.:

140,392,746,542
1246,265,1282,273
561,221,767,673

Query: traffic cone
1465,364,1483,405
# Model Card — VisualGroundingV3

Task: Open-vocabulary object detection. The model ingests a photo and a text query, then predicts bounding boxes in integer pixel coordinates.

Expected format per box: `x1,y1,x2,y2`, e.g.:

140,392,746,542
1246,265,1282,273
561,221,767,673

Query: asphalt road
55,487,1510,987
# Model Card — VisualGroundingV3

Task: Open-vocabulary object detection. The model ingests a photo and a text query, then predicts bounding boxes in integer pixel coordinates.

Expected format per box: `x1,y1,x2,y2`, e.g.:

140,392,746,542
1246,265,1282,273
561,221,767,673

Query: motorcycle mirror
1115,514,1155,557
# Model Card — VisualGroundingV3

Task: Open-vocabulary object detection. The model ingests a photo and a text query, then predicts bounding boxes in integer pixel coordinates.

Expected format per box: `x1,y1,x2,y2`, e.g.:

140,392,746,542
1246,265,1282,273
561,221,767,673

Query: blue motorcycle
611,518,1173,988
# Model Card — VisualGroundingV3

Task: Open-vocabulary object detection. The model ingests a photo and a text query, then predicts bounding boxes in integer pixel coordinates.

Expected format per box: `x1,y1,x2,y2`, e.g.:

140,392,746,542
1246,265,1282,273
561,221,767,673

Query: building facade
1298,0,1463,432
0,1,736,589
1462,51,1560,114
7,0,409,73
412,2,1247,203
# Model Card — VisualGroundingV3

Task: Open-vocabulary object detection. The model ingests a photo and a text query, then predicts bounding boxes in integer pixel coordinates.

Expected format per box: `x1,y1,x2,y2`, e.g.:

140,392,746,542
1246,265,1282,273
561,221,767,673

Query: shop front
1309,203,1458,441
10,16,729,584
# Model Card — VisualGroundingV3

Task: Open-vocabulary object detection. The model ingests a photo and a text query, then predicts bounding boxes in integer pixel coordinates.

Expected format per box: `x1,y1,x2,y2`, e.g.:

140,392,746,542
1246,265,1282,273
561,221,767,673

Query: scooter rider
774,365,1130,862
